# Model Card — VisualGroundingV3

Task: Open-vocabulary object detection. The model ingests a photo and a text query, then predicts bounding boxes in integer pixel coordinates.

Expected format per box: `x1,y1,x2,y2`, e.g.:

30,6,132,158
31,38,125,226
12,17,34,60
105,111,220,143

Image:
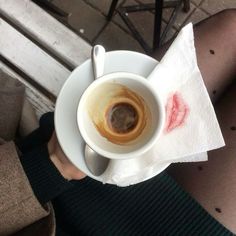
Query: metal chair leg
153,0,163,50
107,0,119,20
32,0,69,17
107,0,189,52
183,0,190,12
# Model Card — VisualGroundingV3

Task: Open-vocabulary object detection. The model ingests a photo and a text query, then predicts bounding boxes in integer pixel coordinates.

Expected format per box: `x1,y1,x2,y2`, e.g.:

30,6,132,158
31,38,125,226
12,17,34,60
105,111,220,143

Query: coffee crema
87,83,151,145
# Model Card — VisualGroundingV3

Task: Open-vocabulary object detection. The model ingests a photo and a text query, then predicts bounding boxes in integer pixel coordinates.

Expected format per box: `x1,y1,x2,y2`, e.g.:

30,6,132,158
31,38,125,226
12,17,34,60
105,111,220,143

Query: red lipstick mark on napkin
165,92,189,133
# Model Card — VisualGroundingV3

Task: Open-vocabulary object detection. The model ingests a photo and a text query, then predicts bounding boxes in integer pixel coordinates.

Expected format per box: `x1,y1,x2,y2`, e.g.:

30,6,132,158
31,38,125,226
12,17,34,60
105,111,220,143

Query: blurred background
43,0,236,54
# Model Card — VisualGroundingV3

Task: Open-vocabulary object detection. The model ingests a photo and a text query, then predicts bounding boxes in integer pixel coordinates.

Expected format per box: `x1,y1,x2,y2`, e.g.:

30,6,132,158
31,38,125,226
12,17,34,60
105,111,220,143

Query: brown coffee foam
87,83,151,145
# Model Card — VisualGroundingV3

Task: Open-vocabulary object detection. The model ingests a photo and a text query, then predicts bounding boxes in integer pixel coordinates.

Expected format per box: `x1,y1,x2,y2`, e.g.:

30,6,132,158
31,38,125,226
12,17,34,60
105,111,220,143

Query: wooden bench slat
0,0,91,68
0,18,71,97
0,61,54,118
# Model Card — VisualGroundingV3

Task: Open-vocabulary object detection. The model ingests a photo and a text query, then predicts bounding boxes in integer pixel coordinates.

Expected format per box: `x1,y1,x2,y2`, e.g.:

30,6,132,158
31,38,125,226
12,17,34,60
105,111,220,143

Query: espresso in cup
77,72,164,160
87,83,152,145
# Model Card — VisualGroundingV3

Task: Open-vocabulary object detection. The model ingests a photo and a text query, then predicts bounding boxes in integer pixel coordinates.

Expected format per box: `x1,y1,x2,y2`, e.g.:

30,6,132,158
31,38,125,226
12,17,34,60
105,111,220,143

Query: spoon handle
91,45,106,79
85,45,108,176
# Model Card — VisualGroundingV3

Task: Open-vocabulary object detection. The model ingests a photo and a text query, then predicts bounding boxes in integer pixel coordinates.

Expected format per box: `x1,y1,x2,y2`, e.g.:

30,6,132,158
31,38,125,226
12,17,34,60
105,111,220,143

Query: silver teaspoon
84,45,109,176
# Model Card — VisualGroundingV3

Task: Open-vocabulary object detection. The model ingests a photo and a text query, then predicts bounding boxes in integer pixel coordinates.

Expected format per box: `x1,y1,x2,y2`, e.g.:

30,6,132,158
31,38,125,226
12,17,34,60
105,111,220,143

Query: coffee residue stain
88,83,151,145
106,102,139,134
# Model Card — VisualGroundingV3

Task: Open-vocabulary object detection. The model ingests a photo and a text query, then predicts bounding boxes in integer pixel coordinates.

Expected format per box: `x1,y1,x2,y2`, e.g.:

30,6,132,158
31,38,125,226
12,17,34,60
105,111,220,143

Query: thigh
152,9,236,233
194,10,236,102
167,82,236,233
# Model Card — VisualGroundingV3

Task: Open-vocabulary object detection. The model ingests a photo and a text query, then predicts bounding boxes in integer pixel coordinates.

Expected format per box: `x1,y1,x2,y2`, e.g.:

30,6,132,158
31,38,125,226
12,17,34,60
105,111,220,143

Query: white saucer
55,50,170,186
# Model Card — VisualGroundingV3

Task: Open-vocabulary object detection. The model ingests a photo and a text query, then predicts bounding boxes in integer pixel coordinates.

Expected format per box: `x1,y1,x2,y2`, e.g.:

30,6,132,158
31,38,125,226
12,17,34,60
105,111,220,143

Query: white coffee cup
77,72,165,160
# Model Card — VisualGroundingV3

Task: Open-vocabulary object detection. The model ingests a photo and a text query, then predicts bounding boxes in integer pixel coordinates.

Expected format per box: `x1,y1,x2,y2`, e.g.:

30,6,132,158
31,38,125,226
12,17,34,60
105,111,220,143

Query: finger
73,171,86,180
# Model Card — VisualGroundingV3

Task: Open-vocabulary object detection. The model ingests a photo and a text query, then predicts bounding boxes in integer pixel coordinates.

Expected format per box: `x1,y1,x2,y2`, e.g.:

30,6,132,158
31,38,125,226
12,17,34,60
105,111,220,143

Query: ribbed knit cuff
19,144,73,205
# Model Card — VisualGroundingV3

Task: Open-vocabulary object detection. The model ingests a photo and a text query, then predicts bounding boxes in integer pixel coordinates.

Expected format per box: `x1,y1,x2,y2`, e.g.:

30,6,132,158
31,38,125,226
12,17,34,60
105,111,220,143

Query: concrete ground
49,0,236,54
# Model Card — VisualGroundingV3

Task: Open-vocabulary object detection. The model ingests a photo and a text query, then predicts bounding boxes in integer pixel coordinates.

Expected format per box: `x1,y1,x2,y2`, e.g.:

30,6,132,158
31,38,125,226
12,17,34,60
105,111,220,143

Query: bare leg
153,9,236,233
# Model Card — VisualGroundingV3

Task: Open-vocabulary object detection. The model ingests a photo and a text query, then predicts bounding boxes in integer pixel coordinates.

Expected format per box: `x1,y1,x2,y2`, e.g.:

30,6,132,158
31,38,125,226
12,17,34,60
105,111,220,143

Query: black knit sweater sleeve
19,144,73,205
17,112,73,205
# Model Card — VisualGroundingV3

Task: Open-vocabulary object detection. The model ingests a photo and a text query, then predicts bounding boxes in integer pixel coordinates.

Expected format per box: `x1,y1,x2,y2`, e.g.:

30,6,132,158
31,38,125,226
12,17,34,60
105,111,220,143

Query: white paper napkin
102,23,225,186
